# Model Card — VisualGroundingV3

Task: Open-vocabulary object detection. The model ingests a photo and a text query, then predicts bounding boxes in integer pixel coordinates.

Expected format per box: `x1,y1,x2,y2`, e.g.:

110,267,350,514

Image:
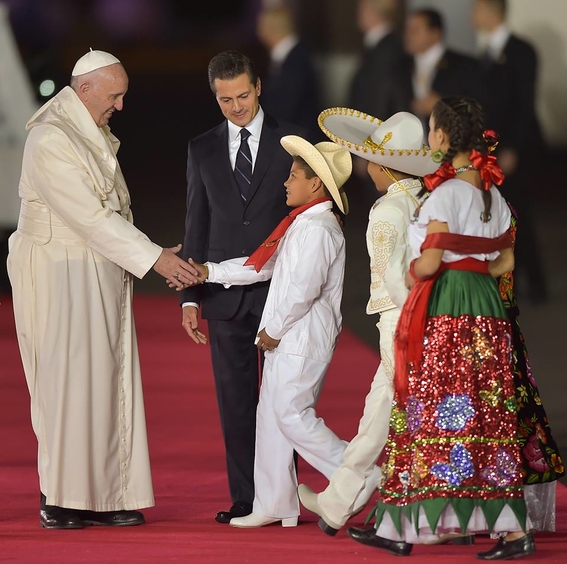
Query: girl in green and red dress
370,96,535,560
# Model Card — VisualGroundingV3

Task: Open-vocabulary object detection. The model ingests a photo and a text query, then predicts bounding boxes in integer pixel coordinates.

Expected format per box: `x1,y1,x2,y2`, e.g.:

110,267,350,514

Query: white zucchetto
71,49,121,77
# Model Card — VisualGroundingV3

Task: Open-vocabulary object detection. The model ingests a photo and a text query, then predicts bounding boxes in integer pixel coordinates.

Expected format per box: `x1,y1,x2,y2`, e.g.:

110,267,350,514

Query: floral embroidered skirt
373,270,529,542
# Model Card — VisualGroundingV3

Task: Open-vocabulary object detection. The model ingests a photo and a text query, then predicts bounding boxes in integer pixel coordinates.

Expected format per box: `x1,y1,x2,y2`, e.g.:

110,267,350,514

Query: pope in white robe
7,50,196,524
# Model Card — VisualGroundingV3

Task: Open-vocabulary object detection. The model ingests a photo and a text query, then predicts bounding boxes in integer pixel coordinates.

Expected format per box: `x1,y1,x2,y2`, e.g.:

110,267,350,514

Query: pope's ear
76,80,90,100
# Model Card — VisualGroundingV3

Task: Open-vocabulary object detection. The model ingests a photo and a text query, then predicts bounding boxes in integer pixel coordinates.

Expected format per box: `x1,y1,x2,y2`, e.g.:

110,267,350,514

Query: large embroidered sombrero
280,135,351,214
318,108,440,177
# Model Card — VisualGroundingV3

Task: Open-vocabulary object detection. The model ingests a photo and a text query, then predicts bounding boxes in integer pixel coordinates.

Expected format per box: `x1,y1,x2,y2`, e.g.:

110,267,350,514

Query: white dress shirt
486,24,511,60
413,41,445,100
227,106,264,172
363,23,392,50
206,201,345,362
270,34,299,66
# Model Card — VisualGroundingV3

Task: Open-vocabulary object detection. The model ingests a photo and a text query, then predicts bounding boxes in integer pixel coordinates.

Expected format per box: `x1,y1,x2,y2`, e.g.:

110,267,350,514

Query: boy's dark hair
207,50,258,93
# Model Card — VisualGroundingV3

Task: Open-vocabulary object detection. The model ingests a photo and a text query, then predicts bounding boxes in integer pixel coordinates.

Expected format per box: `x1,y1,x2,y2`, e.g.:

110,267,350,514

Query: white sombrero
318,108,440,177
280,135,352,215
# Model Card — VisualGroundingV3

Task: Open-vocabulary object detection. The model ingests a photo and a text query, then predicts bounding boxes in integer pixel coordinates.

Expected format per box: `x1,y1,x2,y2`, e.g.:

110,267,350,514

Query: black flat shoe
477,533,535,560
39,492,83,529
40,506,84,529
78,510,145,526
215,501,252,524
347,527,413,556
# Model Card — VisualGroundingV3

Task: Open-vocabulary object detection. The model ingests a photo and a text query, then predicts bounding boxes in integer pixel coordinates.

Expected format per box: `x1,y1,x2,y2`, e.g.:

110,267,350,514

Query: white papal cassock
7,86,162,511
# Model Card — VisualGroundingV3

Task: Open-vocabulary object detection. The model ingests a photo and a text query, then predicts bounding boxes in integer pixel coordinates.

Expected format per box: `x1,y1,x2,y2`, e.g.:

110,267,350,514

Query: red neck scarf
424,150,505,192
244,197,332,272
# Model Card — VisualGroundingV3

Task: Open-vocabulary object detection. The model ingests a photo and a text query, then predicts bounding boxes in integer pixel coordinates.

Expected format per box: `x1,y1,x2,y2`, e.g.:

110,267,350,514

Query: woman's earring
432,149,445,163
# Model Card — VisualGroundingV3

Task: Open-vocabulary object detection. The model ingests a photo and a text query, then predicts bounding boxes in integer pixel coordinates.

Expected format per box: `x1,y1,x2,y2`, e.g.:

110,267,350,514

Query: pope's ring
174,272,180,280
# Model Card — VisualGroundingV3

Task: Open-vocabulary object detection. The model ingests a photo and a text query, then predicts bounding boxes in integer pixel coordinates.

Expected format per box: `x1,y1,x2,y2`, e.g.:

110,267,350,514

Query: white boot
352,465,382,514
298,484,341,535
230,512,298,528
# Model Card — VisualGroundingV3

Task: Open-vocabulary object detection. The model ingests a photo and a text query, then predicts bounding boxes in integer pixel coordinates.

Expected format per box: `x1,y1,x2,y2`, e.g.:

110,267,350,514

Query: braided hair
432,96,493,222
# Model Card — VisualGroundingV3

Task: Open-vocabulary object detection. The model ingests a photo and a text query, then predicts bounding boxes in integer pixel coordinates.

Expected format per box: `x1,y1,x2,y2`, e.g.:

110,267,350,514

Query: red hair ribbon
470,149,505,191
423,161,456,192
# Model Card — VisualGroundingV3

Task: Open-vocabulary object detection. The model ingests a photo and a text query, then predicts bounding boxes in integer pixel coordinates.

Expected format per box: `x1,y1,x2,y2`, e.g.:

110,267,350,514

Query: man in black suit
256,5,321,140
473,0,548,302
348,0,406,121
179,51,305,523
395,8,485,132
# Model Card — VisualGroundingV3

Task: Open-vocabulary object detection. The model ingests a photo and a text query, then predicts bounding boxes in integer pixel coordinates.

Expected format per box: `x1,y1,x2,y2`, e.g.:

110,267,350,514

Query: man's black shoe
477,533,535,560
40,506,84,529
78,510,145,526
40,492,83,529
215,501,253,524
347,527,413,556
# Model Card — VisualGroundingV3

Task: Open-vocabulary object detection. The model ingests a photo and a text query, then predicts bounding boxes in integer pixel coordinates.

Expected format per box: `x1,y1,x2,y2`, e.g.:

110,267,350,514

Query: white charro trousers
316,308,399,527
252,351,346,519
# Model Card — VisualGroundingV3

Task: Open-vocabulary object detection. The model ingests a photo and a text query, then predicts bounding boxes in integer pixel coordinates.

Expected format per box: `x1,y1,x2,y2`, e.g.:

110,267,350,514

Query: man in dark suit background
179,50,304,523
348,0,405,121
396,8,485,132
256,5,321,140
473,0,548,303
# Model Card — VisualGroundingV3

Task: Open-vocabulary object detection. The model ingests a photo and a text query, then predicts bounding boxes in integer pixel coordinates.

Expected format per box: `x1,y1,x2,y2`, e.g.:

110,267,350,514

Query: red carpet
0,295,565,563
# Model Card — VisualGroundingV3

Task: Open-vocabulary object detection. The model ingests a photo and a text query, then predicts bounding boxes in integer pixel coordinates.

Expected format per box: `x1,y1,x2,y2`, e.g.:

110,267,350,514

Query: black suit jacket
180,113,305,320
348,32,407,118
261,41,321,140
480,35,544,154
394,48,486,114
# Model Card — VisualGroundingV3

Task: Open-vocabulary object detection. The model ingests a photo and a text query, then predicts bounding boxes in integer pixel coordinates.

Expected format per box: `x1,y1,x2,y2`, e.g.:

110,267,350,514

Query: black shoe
40,492,83,529
477,534,535,560
40,506,84,529
347,527,413,556
77,510,145,527
215,501,253,524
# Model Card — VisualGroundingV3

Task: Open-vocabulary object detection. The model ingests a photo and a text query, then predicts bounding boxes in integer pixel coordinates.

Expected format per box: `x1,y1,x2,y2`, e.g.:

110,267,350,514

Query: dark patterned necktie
234,128,253,201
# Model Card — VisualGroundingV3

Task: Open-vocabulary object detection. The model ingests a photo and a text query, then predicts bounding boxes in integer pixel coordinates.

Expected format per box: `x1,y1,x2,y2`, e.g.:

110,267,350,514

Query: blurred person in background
395,8,484,134
472,0,548,303
0,2,38,293
256,5,321,140
7,50,197,529
179,50,306,524
348,0,405,122
348,0,406,184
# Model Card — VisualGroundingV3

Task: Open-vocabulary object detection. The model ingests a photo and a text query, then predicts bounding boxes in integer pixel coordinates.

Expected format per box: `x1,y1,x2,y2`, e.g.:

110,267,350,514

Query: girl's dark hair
432,96,492,222
207,50,258,93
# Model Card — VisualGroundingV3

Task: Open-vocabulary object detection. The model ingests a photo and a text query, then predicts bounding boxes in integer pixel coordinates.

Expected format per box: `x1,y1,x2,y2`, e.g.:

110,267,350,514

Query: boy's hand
257,328,280,352
188,258,209,283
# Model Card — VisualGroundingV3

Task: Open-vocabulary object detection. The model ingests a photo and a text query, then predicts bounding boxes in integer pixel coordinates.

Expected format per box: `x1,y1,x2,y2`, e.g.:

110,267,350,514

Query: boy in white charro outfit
298,111,439,539
190,135,356,527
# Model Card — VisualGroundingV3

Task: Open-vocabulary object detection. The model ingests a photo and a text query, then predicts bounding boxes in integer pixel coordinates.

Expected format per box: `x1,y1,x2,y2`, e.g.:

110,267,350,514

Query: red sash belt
394,231,513,402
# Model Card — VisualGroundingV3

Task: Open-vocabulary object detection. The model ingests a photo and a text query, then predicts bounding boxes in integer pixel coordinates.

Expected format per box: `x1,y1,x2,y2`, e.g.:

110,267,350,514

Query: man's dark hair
413,8,444,34
207,50,258,93
480,0,507,17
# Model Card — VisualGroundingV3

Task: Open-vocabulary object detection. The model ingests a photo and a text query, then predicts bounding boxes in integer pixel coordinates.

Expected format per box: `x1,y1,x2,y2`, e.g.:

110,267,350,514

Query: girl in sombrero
369,96,534,560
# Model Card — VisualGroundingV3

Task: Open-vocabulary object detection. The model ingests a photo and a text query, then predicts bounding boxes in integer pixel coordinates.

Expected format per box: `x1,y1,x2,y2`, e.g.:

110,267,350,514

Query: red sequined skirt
373,270,527,534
